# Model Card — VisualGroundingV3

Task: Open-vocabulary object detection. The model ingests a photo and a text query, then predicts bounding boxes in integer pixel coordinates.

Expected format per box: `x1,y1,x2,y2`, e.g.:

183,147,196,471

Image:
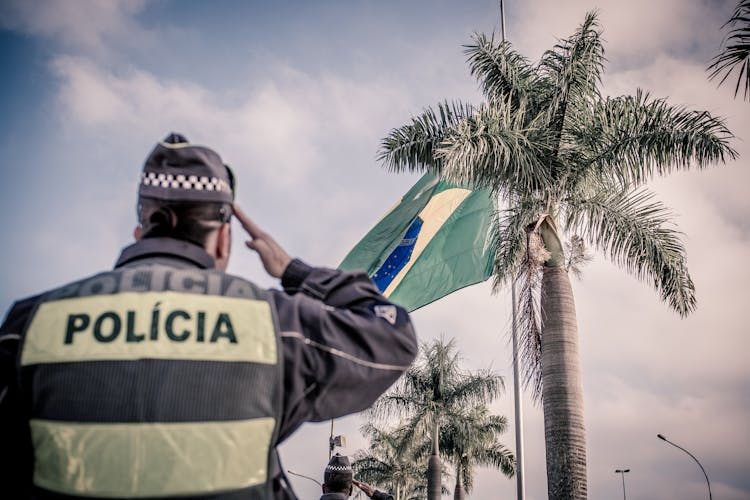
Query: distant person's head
322,454,353,497
135,133,235,270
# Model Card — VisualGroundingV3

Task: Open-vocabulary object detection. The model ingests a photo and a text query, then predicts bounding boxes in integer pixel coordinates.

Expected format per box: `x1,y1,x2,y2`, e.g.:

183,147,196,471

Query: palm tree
708,0,750,100
353,424,427,500
378,12,736,499
433,406,515,500
369,337,504,500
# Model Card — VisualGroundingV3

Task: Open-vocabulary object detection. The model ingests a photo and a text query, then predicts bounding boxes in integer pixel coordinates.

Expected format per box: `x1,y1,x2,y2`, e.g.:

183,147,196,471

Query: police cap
324,453,353,481
139,133,235,204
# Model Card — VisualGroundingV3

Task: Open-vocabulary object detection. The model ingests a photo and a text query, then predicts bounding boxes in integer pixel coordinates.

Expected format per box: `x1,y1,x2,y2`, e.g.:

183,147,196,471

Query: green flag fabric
339,173,496,312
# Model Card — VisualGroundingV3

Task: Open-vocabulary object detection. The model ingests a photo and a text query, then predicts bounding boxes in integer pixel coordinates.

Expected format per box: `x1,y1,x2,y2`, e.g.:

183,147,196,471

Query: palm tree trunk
540,265,587,499
427,420,442,500
453,461,465,500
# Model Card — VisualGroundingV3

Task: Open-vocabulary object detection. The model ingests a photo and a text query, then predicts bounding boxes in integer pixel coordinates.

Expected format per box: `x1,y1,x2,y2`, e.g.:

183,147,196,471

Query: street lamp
657,433,713,500
287,469,322,487
614,468,630,500
328,418,346,459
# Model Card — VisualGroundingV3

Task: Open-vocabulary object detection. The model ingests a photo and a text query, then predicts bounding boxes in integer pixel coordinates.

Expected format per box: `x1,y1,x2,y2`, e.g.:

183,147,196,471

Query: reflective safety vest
18,263,284,499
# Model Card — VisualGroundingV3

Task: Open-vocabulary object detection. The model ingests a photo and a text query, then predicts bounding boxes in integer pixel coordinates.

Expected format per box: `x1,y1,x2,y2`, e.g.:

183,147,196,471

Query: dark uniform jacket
319,493,349,500
0,237,418,499
319,490,393,500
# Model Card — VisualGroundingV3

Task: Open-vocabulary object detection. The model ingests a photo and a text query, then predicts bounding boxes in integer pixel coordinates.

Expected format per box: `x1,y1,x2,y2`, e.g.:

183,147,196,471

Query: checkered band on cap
325,464,353,473
138,133,234,204
140,172,232,193
325,454,353,476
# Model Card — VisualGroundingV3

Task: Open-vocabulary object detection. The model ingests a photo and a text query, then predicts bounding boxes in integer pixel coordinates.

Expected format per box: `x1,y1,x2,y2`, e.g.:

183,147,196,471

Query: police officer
320,454,354,500
319,455,393,500
0,133,418,499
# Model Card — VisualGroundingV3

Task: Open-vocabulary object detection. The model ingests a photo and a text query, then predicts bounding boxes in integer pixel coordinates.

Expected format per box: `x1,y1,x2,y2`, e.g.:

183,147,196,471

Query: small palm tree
708,0,750,99
353,424,427,500
368,338,504,500
433,406,515,500
378,12,736,499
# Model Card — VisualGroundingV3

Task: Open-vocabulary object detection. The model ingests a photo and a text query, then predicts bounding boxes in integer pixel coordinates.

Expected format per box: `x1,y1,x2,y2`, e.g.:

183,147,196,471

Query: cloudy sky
1,0,748,498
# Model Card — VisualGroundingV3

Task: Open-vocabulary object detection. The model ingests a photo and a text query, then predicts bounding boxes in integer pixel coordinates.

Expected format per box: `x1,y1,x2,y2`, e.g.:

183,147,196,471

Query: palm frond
565,234,593,279
538,11,605,137
436,406,515,492
491,198,544,291
360,422,413,458
516,225,549,401
494,204,547,401
367,390,421,421
473,444,516,478
464,33,538,109
565,188,696,315
708,0,750,99
378,100,474,173
580,90,737,186
444,369,505,407
353,455,392,478
436,100,553,194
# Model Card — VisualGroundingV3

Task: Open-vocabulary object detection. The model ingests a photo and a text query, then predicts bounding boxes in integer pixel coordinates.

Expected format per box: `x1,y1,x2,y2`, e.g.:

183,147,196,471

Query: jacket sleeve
271,259,418,442
0,297,39,497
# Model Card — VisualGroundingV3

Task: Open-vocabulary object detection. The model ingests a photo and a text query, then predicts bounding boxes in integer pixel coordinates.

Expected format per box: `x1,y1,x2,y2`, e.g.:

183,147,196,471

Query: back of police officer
0,134,418,499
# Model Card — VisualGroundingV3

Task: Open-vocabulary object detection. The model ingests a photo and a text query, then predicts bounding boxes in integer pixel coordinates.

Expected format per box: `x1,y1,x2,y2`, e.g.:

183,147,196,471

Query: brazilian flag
340,173,496,312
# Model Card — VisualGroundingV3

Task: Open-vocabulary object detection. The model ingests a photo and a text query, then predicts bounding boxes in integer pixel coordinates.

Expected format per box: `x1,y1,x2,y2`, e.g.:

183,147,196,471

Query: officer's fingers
246,240,286,277
232,203,263,238
233,204,259,235
246,239,275,264
357,483,374,495
245,239,268,255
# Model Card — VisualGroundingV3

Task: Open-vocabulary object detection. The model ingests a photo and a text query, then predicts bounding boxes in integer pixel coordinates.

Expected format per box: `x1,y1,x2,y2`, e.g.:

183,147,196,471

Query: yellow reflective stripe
383,188,471,297
21,292,276,365
31,418,275,498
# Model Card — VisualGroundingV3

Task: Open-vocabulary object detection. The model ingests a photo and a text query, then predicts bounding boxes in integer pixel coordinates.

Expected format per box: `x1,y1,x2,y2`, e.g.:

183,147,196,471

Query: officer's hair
138,197,231,247
323,472,352,494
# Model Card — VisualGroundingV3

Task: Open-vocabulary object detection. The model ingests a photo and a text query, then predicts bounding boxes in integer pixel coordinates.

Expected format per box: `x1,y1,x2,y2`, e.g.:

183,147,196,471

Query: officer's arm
272,259,418,442
232,205,418,440
0,298,38,496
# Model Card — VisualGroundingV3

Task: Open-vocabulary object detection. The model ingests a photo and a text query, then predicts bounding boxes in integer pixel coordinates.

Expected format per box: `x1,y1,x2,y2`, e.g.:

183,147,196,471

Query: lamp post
614,468,630,500
328,418,346,459
657,433,713,500
287,469,322,487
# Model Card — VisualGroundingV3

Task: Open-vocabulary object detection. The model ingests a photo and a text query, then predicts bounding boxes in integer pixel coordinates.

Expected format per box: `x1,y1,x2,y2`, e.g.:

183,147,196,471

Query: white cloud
510,0,731,63
51,56,325,188
49,53,417,176
0,0,149,57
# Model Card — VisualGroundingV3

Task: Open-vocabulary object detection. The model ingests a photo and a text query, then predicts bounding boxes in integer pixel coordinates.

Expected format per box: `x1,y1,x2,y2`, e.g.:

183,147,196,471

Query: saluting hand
233,203,292,278
353,479,376,497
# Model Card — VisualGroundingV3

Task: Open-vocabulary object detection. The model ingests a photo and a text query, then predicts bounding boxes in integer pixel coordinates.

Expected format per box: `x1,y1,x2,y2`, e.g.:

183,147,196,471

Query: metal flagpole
501,2,526,498
500,0,507,41
328,418,334,459
511,279,526,500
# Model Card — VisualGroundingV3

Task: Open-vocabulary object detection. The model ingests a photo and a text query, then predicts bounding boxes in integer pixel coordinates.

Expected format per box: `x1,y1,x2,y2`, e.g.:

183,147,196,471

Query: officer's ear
215,223,231,270
218,223,231,258
134,226,142,241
